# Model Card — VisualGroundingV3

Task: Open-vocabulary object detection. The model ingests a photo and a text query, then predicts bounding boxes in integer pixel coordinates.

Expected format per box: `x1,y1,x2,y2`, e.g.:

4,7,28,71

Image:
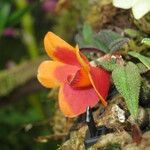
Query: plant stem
28,94,45,119
15,0,39,59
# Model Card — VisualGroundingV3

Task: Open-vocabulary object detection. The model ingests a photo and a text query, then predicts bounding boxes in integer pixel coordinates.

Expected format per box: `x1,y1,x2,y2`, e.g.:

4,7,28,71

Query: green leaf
82,24,93,44
75,29,129,53
0,2,11,34
137,63,149,74
124,28,141,38
128,51,150,69
112,62,141,119
142,38,150,46
109,38,129,52
95,59,118,71
95,30,129,53
7,6,30,26
93,37,109,53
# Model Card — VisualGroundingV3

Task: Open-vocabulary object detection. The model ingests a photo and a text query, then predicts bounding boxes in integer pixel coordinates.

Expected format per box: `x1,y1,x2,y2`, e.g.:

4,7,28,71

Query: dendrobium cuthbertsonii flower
37,32,110,117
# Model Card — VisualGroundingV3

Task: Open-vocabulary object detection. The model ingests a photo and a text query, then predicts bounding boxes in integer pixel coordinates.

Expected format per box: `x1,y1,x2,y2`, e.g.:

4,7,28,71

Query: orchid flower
37,32,110,117
113,0,150,19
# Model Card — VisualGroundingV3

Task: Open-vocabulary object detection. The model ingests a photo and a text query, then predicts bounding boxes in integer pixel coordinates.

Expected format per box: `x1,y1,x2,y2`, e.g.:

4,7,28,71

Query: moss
0,56,46,96
104,143,121,150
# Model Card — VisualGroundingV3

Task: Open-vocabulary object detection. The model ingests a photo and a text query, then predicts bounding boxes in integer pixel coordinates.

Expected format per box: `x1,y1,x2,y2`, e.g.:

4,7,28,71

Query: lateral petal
37,60,79,88
59,83,99,117
89,66,110,106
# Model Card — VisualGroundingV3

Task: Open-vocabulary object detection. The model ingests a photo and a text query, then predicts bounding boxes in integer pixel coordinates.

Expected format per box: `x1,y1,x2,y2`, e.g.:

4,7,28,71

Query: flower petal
75,45,90,71
44,32,80,66
113,0,137,9
37,60,79,88
67,68,91,88
132,0,150,19
89,66,110,106
59,83,99,117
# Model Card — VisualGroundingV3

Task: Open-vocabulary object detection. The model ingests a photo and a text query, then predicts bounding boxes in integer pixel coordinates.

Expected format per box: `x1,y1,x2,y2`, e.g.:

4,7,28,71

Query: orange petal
37,60,79,88
67,68,91,88
75,45,90,72
44,32,80,66
59,83,99,117
89,66,110,106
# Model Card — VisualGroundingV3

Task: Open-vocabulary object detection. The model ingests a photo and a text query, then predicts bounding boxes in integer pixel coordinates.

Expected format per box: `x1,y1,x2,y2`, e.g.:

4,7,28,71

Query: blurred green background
0,0,86,149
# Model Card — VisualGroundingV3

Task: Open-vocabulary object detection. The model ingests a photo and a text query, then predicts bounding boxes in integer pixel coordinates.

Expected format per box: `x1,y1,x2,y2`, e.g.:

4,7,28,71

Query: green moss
104,143,121,150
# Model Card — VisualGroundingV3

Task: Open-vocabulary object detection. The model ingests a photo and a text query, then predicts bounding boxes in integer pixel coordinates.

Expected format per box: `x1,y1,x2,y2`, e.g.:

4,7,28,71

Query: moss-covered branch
0,56,47,97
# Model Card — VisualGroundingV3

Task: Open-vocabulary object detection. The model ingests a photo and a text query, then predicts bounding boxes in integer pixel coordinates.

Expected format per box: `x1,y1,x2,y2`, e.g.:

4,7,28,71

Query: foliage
96,56,142,119
76,24,129,53
66,18,148,120
0,91,60,150
0,0,63,148
142,38,150,46
53,0,88,41
0,0,30,36
112,62,141,119
124,28,145,39
0,1,10,35
95,59,118,72
128,51,150,69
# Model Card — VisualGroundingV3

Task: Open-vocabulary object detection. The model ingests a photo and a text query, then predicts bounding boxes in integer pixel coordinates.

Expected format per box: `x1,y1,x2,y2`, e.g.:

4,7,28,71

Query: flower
42,0,57,12
113,0,150,19
3,27,16,37
37,32,110,117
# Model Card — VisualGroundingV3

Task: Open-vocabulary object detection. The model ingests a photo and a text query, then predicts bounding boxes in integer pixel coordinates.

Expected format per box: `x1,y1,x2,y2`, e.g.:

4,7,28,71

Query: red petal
54,47,81,66
89,66,110,106
54,63,79,83
44,32,90,69
44,32,80,66
59,83,99,117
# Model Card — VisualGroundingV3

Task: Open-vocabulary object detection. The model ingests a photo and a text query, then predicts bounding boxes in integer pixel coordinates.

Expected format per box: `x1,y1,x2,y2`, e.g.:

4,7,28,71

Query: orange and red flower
37,32,110,117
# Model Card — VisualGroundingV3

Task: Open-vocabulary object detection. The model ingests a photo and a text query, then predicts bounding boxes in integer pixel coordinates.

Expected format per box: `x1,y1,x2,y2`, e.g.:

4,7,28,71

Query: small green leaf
7,6,29,26
142,38,150,46
93,37,109,53
76,29,129,53
137,63,149,74
124,28,141,38
112,62,141,119
109,38,129,52
82,24,93,44
0,2,11,34
128,51,150,69
96,30,129,53
95,59,118,71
